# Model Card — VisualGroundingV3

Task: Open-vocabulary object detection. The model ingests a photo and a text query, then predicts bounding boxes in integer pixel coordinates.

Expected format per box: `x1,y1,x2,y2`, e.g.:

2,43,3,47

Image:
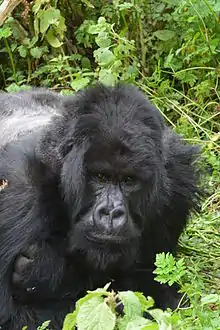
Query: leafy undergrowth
34,247,220,330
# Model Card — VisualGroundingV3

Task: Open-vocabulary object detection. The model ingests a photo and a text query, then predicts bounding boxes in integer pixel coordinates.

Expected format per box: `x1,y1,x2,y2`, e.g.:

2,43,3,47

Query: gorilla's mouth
86,232,130,245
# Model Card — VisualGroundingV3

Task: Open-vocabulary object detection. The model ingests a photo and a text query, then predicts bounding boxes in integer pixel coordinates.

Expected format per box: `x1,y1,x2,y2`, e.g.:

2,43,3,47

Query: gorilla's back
0,89,63,147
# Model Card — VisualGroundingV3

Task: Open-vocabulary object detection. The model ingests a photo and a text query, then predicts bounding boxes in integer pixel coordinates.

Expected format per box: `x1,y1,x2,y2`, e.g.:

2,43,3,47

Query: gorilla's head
58,85,168,271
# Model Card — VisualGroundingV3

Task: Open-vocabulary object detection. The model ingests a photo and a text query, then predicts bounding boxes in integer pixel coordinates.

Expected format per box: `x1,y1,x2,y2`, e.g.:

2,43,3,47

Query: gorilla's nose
93,203,126,232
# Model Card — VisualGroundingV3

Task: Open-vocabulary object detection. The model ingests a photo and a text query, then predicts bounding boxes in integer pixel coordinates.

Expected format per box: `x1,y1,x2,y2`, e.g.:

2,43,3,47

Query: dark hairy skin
0,84,200,329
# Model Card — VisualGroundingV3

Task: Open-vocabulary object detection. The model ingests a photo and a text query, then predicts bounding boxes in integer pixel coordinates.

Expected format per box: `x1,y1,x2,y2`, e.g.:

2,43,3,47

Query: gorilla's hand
12,242,65,300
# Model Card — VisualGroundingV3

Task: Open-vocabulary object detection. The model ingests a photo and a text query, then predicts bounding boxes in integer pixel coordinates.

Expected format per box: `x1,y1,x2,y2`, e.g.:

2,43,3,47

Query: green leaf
57,16,66,34
70,77,90,91
118,291,142,319
201,294,220,306
46,28,62,48
30,46,43,59
88,25,100,35
174,71,197,86
98,69,117,86
76,297,116,330
98,17,106,25
32,0,46,14
117,291,143,330
37,320,50,330
148,309,178,329
62,311,77,330
95,32,111,48
39,8,61,34
18,45,27,58
6,84,32,93
28,36,39,48
154,30,175,41
117,3,134,11
81,57,91,69
154,253,186,286
0,26,12,39
125,316,157,330
134,293,155,311
94,48,115,66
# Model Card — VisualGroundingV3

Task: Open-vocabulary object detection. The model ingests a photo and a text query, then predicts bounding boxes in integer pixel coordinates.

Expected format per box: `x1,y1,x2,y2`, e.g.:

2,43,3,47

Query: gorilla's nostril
111,207,125,220
100,207,109,217
94,204,110,223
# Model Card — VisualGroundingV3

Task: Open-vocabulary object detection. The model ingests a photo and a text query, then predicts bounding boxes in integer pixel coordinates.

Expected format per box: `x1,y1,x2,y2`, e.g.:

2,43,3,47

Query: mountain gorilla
0,84,200,329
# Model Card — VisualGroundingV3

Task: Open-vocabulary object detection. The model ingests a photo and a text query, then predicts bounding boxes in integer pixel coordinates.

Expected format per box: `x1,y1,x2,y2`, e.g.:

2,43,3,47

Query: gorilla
0,84,200,329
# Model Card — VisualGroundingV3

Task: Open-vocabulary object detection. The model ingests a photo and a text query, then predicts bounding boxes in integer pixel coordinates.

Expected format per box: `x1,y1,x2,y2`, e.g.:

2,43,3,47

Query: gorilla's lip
86,232,129,245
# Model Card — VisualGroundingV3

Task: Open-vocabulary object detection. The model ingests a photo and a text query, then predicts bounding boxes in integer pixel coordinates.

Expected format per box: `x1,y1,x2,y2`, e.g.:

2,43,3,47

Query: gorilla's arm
0,149,67,327
0,90,68,328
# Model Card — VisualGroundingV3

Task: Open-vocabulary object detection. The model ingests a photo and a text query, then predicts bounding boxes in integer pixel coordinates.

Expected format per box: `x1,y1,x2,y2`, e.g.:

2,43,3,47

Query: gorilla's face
60,84,165,271
65,138,162,271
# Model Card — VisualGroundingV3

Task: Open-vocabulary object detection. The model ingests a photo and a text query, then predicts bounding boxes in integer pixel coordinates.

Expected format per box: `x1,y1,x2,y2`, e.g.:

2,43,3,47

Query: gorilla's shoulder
0,88,64,114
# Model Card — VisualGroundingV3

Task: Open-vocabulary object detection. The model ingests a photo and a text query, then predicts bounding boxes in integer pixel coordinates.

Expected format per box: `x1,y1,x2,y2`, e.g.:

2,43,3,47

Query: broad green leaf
117,291,145,330
70,77,90,91
148,309,177,329
98,17,106,25
18,45,27,58
94,48,115,66
95,32,111,48
88,25,100,35
40,8,61,34
32,0,47,14
46,28,62,48
76,297,116,330
154,30,175,41
99,69,117,86
118,291,142,319
126,316,157,330
57,16,66,33
30,46,43,59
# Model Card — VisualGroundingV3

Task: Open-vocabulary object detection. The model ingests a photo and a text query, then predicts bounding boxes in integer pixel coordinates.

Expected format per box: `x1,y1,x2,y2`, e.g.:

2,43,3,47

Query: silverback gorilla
0,84,200,329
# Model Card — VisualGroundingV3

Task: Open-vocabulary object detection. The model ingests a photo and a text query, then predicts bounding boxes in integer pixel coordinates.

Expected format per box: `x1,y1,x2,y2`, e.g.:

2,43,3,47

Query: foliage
0,0,219,329
61,282,178,330
34,249,219,329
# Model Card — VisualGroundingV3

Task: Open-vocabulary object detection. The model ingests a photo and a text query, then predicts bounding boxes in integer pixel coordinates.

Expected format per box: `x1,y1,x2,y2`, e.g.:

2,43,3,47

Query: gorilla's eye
123,175,136,183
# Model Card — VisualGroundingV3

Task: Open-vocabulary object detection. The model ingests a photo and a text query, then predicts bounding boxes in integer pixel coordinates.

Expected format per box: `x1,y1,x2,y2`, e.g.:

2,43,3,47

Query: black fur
0,84,200,329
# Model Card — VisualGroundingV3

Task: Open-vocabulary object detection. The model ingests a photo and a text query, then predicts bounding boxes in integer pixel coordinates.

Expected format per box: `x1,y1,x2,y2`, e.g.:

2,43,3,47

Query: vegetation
1,0,219,329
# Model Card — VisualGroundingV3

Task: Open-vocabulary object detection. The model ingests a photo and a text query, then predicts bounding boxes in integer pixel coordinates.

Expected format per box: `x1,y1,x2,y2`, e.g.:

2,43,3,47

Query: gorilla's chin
68,225,138,271
84,244,138,272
